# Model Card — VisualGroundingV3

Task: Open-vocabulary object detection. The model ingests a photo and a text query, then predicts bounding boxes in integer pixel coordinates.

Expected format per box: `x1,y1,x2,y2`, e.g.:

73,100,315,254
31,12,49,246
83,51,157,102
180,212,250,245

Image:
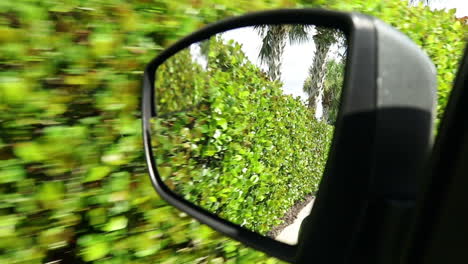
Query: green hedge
153,37,332,234
0,0,466,263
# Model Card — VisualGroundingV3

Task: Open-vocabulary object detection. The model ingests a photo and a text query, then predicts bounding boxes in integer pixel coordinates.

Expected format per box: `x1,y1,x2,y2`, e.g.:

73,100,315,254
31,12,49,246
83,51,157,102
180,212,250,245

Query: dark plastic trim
142,9,364,263
404,46,468,263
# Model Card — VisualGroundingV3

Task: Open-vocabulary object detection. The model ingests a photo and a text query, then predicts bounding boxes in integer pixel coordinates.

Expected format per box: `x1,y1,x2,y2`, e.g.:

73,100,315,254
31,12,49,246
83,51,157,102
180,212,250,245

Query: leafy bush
0,0,466,263
153,37,332,234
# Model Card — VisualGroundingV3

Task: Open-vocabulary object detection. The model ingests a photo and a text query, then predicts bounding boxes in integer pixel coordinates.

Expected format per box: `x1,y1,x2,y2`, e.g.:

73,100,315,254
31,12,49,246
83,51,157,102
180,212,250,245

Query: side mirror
141,9,436,263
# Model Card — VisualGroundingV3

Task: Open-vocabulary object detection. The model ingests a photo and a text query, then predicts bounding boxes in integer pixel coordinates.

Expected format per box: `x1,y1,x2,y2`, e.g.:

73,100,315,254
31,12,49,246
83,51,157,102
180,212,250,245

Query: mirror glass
150,24,347,245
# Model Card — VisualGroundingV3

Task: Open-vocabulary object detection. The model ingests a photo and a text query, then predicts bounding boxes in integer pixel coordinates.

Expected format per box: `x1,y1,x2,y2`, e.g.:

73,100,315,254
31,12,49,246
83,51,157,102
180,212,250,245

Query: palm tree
303,28,336,109
255,25,310,81
256,25,345,122
322,59,345,124
409,0,431,5
302,27,338,112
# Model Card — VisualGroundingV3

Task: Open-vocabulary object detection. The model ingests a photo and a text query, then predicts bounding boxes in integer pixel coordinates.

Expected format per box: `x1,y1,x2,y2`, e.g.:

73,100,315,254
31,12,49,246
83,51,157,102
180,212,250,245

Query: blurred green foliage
0,0,466,263
153,37,332,235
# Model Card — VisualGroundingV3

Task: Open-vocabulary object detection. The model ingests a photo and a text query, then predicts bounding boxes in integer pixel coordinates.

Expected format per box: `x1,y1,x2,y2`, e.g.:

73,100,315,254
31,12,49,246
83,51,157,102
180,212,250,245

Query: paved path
275,198,315,245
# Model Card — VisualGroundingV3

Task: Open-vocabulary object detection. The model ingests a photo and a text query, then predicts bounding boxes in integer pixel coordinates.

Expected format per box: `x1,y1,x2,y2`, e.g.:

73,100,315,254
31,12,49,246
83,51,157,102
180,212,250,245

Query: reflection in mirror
150,24,347,245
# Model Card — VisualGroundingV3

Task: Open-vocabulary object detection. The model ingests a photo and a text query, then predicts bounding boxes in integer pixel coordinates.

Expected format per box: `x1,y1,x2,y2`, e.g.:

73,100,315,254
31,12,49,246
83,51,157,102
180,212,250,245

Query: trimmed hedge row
153,37,332,234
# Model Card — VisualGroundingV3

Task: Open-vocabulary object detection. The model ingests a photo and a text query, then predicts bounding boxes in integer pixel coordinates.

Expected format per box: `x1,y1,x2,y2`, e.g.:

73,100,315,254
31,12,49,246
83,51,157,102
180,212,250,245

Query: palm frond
254,25,268,37
257,25,288,81
287,25,312,45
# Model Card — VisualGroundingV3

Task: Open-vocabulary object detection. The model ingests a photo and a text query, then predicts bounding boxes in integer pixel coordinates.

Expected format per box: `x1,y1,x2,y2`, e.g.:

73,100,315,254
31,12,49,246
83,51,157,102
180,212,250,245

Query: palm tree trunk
256,25,288,81
257,25,310,82
304,37,331,114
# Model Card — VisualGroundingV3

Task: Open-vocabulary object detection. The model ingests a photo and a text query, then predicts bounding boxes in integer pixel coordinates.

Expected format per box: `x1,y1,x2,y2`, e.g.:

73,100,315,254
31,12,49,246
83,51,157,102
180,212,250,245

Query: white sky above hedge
431,0,467,17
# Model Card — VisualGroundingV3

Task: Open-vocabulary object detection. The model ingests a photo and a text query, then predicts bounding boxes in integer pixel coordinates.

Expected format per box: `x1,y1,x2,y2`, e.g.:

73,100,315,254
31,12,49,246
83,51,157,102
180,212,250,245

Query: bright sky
431,0,468,17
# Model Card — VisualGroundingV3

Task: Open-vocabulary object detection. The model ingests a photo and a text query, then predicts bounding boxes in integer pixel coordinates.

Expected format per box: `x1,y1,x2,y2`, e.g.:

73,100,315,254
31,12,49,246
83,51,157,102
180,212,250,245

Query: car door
404,45,468,263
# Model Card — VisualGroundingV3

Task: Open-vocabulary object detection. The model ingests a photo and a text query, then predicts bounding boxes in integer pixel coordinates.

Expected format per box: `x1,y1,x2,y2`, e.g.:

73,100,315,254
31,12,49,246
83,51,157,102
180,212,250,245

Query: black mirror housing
142,9,436,263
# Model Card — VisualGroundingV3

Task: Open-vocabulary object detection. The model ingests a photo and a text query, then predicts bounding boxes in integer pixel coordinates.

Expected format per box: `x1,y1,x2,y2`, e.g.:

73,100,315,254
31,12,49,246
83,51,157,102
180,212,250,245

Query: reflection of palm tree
302,27,338,111
322,60,345,124
257,25,343,122
255,25,310,81
408,0,431,5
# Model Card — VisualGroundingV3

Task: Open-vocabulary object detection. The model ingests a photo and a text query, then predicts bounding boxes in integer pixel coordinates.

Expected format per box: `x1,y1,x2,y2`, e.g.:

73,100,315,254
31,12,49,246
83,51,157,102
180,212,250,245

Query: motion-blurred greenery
0,0,466,263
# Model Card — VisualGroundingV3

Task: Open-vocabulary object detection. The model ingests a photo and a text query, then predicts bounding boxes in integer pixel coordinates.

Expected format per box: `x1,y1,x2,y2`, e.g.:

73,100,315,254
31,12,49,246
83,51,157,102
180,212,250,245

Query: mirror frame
142,9,436,263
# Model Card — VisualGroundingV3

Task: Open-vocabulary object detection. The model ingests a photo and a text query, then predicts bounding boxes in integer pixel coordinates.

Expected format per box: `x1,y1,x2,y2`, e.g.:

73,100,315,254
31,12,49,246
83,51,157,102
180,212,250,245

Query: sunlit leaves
153,36,333,234
103,216,128,232
36,181,65,209
84,166,113,182
78,234,111,261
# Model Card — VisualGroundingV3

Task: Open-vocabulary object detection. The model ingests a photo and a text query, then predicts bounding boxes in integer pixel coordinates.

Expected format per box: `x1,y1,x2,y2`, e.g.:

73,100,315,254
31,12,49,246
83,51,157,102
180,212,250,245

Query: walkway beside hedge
273,197,315,245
